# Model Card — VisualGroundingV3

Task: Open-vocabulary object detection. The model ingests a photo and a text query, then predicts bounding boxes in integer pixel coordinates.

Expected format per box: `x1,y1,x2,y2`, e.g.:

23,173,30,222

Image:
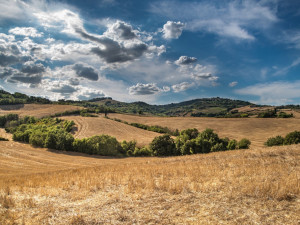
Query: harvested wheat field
61,116,161,146
110,113,300,147
0,136,299,224
0,104,82,118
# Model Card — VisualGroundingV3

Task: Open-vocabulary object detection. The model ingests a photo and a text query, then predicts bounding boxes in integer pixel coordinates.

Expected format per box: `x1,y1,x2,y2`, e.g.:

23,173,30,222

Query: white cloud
9,27,43,37
229,81,238,87
151,1,278,40
236,81,300,105
172,82,194,92
175,56,197,65
162,21,185,39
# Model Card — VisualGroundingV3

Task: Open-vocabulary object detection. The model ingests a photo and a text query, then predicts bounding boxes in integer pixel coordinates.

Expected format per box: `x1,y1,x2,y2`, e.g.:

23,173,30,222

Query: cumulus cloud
90,39,148,63
42,79,106,100
21,62,45,74
172,82,194,92
129,83,161,95
236,81,300,105
72,63,99,81
152,1,278,40
104,20,137,40
162,21,184,39
229,81,238,87
76,87,105,100
175,56,197,65
9,27,43,37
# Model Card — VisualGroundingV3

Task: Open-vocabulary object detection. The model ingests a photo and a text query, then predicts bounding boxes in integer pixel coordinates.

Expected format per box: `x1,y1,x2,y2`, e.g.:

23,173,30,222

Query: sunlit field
0,134,299,224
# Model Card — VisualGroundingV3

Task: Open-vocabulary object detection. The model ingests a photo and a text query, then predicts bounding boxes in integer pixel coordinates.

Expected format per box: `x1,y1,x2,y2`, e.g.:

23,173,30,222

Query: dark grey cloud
69,78,80,86
0,53,20,66
91,41,147,63
21,62,45,74
0,53,31,66
175,56,197,65
75,27,148,64
0,67,15,79
50,84,77,94
72,63,98,81
8,73,42,85
129,83,161,95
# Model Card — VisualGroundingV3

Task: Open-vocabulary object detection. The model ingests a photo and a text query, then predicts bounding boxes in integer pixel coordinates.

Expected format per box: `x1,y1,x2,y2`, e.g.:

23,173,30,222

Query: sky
0,0,300,105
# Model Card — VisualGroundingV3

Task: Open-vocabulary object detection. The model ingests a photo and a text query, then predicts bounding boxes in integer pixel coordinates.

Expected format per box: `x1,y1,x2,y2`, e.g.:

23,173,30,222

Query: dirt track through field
110,113,300,147
0,104,82,118
62,116,161,146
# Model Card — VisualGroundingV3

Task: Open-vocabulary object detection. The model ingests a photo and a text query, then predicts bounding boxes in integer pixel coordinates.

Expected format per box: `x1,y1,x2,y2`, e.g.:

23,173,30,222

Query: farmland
0,104,300,224
0,135,299,224
109,113,300,147
0,104,82,118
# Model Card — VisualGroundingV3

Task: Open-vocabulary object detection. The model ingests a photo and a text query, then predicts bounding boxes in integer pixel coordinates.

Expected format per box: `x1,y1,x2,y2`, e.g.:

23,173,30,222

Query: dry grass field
0,106,300,224
0,104,82,118
110,113,300,147
0,133,299,224
61,116,161,146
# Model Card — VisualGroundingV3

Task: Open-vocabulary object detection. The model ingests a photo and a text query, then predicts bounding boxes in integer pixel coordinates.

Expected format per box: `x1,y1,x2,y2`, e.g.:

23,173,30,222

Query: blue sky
0,0,300,105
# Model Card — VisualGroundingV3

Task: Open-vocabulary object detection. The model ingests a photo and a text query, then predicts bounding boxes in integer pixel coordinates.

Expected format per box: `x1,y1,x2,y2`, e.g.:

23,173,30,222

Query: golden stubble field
0,104,82,118
61,116,160,146
0,133,299,224
0,105,300,224
110,113,300,147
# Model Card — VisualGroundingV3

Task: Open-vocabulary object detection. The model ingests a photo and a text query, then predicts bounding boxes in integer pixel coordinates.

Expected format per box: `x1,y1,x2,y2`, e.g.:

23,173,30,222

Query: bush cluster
265,131,300,146
7,117,251,157
149,128,251,156
12,118,74,151
0,114,19,127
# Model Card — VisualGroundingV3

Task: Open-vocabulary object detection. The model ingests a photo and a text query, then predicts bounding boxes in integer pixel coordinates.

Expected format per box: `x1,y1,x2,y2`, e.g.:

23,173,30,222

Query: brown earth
0,135,299,224
0,104,82,118
61,116,161,146
110,113,300,147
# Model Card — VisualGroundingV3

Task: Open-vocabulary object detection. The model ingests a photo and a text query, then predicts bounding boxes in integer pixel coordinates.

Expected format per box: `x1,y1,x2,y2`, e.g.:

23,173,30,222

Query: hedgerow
5,115,251,157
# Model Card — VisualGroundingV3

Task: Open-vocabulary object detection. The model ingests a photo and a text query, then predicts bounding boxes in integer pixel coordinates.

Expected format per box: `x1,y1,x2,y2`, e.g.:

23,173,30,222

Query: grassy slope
0,134,299,224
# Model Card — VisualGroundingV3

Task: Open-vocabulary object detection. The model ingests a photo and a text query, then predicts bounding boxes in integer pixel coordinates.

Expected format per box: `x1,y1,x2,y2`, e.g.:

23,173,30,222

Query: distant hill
0,89,261,117
0,90,51,105
94,97,254,117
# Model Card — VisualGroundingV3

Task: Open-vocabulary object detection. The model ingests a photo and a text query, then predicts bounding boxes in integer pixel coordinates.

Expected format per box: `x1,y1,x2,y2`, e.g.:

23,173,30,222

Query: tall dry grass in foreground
0,145,300,224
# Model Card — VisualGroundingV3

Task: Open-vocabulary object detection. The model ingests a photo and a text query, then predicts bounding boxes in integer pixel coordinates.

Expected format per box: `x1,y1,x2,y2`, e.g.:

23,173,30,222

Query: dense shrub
265,136,284,146
227,139,237,150
133,147,153,157
277,112,293,118
284,131,300,145
150,134,177,156
0,114,19,127
12,117,75,151
121,140,137,156
73,135,123,156
237,138,251,149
